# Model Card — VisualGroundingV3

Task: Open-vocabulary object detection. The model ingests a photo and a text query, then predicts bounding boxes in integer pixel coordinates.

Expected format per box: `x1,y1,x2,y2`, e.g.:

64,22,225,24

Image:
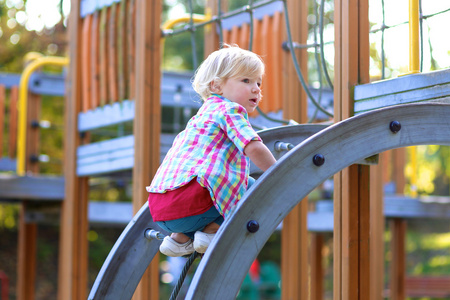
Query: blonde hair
192,45,265,101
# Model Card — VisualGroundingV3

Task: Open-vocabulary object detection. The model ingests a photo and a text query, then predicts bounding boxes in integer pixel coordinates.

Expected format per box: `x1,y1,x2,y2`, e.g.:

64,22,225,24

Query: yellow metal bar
409,146,418,197
16,56,69,176
408,0,420,73
162,14,210,31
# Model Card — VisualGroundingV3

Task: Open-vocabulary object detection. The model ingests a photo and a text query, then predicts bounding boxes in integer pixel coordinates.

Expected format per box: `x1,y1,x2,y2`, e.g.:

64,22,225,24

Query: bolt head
389,121,401,133
247,220,259,233
312,154,325,166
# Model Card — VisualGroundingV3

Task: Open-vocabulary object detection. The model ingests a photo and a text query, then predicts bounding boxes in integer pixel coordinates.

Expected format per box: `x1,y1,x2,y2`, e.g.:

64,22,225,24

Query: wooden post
131,1,162,299
16,205,37,300
58,0,90,299
281,0,309,299
333,0,372,299
389,219,406,300
310,234,324,300
370,161,385,299
16,91,41,300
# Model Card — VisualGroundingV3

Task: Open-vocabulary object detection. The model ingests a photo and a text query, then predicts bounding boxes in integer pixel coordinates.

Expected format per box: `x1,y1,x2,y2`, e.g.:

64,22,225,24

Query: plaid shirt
147,94,261,217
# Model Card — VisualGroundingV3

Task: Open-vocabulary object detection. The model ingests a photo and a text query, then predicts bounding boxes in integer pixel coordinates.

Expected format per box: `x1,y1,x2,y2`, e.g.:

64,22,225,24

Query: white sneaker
193,231,216,253
159,236,194,257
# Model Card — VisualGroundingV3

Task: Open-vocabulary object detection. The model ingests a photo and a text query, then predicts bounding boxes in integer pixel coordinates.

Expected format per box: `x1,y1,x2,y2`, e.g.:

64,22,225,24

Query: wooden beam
16,90,41,299
58,0,90,299
333,0,371,299
132,0,161,299
281,1,309,299
389,218,406,300
370,161,385,300
16,204,37,300
310,234,324,300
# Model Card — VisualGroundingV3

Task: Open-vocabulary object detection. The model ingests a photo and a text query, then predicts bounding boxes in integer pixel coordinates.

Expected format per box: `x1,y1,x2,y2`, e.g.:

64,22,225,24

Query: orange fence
222,11,284,114
80,0,136,113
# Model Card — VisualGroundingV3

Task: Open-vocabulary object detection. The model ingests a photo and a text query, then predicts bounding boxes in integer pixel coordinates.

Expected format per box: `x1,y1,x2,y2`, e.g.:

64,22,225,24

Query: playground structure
1,0,450,300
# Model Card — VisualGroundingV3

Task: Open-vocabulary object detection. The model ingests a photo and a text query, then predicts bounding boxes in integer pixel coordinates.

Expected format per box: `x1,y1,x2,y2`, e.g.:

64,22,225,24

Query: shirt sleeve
218,103,262,154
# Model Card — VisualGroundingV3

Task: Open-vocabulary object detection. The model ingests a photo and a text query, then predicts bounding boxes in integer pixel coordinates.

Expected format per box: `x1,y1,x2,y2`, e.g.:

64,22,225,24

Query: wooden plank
370,161,384,299
108,3,118,104
281,0,309,299
127,0,135,100
354,69,450,114
117,0,127,101
404,276,450,297
81,14,92,112
385,195,450,218
99,6,109,106
26,92,40,173
28,73,65,96
8,86,18,158
0,158,15,171
271,11,282,113
91,11,100,109
355,82,450,114
58,0,90,298
0,174,64,200
239,23,249,50
310,234,324,300
0,85,5,156
333,0,370,299
88,201,133,225
16,205,37,300
132,0,161,299
78,99,134,131
355,68,450,100
77,135,134,176
389,218,406,300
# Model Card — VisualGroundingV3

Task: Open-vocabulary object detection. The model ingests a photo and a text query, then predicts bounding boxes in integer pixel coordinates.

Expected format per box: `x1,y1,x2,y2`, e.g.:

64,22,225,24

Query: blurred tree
0,0,67,71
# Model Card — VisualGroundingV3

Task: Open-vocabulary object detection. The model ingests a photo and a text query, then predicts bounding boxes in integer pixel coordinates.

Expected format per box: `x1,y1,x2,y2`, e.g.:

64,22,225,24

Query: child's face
218,76,262,113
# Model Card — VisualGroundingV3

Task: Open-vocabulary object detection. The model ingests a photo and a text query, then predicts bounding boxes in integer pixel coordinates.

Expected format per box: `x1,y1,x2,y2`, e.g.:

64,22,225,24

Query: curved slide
89,103,450,299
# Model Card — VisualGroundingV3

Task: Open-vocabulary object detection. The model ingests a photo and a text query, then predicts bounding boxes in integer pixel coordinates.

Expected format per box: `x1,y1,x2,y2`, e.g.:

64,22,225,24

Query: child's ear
210,80,222,94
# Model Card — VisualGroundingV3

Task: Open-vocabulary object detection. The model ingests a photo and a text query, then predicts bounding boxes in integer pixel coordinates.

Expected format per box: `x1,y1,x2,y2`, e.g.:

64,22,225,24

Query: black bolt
247,220,259,233
30,120,40,128
29,154,39,163
389,121,401,133
312,154,325,166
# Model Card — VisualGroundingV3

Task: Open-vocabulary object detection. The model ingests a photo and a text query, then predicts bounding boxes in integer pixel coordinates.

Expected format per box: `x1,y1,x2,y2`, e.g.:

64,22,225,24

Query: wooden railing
80,0,136,112
0,83,19,172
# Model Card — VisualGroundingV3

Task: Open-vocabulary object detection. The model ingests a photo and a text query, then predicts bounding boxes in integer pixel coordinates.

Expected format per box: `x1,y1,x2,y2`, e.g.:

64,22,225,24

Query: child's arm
244,140,277,172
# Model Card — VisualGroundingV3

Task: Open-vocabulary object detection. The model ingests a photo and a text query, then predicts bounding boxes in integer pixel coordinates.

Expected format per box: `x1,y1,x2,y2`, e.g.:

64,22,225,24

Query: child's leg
170,232,191,243
202,221,220,234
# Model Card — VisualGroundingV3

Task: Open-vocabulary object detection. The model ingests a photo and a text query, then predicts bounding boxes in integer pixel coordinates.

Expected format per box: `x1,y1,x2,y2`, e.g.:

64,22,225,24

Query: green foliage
0,204,19,228
405,146,450,196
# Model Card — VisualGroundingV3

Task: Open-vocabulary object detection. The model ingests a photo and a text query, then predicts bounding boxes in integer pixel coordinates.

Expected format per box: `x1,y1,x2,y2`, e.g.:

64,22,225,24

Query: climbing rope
145,229,202,300
169,251,201,300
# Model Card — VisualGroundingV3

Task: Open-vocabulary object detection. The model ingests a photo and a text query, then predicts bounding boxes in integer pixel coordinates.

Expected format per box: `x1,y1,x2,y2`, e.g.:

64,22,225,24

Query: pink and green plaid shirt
146,94,261,217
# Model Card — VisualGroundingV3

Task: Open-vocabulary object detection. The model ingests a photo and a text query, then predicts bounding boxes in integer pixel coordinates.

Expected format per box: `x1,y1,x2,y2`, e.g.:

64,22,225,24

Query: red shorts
148,178,213,221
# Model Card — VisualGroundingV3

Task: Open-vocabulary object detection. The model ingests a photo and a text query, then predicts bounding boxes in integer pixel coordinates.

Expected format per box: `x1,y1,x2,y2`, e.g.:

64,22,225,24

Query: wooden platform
0,174,64,201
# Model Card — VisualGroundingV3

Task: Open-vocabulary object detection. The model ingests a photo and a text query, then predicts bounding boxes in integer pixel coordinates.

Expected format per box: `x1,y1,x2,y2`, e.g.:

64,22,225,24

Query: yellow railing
162,13,211,31
408,0,420,74
17,55,69,176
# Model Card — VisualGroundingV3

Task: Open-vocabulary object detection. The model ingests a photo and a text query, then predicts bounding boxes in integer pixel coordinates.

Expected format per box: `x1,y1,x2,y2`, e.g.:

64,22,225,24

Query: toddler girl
147,45,276,256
